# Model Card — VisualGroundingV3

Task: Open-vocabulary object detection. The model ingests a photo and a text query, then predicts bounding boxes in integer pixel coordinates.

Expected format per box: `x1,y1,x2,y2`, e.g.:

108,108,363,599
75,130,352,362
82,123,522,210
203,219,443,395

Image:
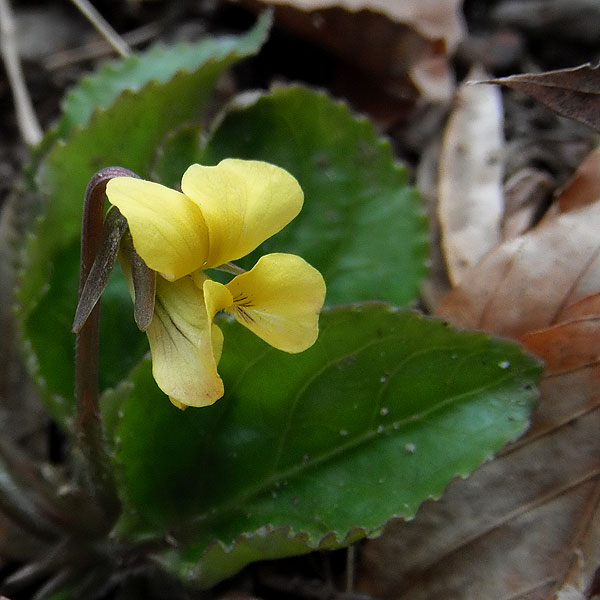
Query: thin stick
69,0,131,58
0,0,42,145
45,22,159,70
75,167,137,522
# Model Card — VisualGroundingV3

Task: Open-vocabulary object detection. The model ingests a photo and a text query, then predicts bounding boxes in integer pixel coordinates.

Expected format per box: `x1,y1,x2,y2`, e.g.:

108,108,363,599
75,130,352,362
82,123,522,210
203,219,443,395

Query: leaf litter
235,0,465,112
359,68,600,599
438,64,504,285
488,63,600,132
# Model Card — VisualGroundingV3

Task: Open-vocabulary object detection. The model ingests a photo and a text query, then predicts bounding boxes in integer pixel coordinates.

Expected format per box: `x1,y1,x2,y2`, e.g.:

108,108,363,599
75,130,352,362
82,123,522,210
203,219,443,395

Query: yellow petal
225,253,326,353
169,397,188,410
203,279,234,320
106,177,209,281
146,276,224,408
181,159,303,268
202,279,233,363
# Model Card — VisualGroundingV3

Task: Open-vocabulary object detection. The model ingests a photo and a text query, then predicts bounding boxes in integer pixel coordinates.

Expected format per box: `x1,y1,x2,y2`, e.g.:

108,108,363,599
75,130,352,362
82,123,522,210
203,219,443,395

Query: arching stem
75,166,138,522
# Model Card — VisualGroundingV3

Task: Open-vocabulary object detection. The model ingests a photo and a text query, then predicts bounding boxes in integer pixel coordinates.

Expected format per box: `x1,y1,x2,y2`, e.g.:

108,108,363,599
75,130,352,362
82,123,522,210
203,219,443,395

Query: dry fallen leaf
553,147,600,214
488,63,600,132
237,0,465,50
357,332,600,599
438,148,600,337
233,0,465,104
502,167,553,239
518,308,600,599
438,65,504,285
358,147,600,600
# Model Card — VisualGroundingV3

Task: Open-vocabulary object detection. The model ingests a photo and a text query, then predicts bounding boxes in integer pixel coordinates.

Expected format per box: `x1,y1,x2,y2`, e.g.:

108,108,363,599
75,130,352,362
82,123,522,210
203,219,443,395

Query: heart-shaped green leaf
108,304,541,588
155,86,429,306
16,17,271,429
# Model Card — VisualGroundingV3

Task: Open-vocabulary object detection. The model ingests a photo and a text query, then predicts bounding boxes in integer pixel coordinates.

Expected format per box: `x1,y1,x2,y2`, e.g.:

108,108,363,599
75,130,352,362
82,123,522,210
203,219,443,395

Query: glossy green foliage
107,305,541,588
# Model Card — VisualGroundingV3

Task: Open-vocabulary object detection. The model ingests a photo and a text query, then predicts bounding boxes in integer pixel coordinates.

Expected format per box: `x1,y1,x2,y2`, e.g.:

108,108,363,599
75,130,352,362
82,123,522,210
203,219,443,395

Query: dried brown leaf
438,65,504,285
358,296,600,600
557,292,600,321
554,147,600,213
233,0,465,103
372,150,600,599
238,0,466,49
522,315,600,373
438,149,600,337
488,63,600,132
502,167,554,239
438,206,600,337
520,309,600,599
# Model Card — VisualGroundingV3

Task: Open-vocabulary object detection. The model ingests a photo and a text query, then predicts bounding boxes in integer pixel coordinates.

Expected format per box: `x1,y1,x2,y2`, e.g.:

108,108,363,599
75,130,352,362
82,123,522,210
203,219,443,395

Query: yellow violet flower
106,159,326,409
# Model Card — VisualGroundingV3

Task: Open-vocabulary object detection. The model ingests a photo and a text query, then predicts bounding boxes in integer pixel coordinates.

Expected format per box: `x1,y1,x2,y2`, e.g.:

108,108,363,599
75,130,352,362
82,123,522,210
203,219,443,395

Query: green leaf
21,13,270,311
24,255,147,429
33,12,273,157
60,14,272,139
155,85,429,306
109,304,541,588
15,16,271,429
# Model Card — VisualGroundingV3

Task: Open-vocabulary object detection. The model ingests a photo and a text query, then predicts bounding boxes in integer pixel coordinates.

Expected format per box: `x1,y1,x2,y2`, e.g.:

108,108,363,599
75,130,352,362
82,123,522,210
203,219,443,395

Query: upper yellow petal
106,177,209,281
225,253,326,353
146,276,224,408
180,159,303,268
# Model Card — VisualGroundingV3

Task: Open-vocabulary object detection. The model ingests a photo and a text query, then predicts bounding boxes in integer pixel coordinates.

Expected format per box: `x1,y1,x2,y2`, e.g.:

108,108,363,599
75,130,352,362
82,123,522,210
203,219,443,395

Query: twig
69,0,131,58
45,22,159,70
0,0,43,145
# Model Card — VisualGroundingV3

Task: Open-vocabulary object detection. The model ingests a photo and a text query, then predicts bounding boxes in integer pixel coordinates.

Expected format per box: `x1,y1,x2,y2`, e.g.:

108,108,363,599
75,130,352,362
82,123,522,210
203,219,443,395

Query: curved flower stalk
105,159,326,409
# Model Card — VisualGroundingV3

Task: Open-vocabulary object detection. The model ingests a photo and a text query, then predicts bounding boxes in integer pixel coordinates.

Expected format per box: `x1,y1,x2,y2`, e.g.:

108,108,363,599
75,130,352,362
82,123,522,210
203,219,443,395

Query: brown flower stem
75,166,138,522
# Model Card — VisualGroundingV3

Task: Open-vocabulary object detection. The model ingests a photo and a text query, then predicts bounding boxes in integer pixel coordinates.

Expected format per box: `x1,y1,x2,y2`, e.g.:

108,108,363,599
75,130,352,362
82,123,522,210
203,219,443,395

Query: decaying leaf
438,65,504,285
488,63,600,132
235,0,465,50
357,340,600,599
519,304,600,599
358,147,600,600
438,148,600,337
233,0,465,103
502,167,553,239
553,147,600,214
359,251,600,599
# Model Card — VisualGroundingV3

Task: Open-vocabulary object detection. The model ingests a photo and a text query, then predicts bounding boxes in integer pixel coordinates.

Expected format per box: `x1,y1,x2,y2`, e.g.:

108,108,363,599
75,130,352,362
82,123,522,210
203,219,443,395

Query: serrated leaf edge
114,305,541,542
28,11,272,173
